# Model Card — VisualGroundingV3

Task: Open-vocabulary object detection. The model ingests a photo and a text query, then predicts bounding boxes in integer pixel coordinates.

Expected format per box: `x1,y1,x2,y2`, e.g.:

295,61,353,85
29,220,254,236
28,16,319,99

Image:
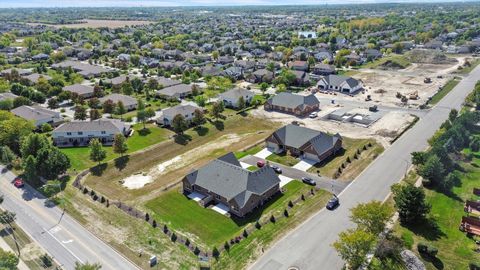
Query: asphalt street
250,65,480,270
0,166,139,270
240,155,349,195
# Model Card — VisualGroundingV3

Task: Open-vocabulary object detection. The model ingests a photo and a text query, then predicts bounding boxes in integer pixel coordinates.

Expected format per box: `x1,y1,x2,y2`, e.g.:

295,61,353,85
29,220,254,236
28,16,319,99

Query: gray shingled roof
267,92,319,110
99,94,137,108
162,104,200,119
156,84,192,97
11,105,58,121
0,92,18,101
219,88,254,100
54,119,130,133
273,124,341,156
185,153,280,208
323,75,360,88
63,84,94,95
22,73,52,83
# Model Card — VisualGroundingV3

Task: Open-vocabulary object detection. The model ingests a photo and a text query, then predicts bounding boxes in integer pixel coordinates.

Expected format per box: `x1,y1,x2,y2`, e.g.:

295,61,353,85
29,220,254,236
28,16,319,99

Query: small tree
350,200,393,235
89,109,101,121
136,99,147,129
74,106,87,120
211,101,224,119
115,101,126,120
172,114,188,134
237,96,246,110
260,82,269,95
0,248,19,269
74,262,102,270
112,134,128,157
333,229,376,269
102,99,115,113
89,139,106,165
23,155,37,182
392,184,431,224
212,246,220,258
145,108,156,121
192,109,206,127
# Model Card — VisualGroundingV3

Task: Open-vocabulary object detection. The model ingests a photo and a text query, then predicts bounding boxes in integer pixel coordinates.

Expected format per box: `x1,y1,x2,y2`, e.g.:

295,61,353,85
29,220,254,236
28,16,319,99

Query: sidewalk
0,235,30,270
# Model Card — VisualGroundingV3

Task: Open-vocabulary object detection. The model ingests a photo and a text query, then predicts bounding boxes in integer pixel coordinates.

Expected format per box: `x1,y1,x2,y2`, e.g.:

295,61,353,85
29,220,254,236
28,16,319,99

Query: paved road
240,155,349,195
250,65,480,270
0,167,139,270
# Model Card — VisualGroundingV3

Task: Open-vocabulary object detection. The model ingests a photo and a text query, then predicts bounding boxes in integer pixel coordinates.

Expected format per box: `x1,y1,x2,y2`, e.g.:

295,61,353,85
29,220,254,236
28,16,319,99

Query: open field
28,19,154,29
360,54,411,69
393,153,480,270
308,137,384,180
61,123,173,171
83,114,281,203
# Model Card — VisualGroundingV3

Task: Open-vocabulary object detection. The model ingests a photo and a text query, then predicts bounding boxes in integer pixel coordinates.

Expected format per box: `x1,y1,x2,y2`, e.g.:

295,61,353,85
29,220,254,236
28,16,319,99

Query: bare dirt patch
28,19,154,29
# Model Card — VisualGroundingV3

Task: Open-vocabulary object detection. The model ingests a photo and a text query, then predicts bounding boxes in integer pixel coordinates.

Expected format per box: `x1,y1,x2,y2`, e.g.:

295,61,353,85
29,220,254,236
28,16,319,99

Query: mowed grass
234,145,263,159
361,54,411,69
266,152,299,167
145,181,312,248
61,123,173,171
308,137,384,180
429,79,460,105
394,155,480,269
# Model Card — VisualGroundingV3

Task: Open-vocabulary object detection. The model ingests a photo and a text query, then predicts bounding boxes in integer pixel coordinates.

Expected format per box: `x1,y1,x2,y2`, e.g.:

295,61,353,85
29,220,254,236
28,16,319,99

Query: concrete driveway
292,158,317,171
254,148,273,159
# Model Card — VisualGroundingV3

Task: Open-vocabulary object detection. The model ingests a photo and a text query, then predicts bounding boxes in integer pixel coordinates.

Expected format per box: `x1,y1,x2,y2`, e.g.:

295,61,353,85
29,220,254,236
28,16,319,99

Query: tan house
265,92,319,116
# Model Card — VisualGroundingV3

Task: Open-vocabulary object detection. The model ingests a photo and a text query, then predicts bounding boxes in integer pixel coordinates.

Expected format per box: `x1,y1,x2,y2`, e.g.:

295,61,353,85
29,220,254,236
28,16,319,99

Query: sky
0,0,476,8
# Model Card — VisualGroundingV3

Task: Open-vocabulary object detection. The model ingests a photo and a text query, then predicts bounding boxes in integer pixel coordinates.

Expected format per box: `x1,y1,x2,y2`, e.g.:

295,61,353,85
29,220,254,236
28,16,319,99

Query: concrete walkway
292,158,317,171
254,148,273,159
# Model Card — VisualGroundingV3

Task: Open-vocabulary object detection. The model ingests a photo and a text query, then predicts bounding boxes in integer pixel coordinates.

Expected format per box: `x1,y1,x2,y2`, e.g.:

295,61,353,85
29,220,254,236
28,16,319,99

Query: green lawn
308,137,384,180
394,154,480,269
145,181,312,248
234,145,263,159
361,54,411,69
266,152,299,167
429,79,460,105
61,123,172,171
246,165,259,171
454,58,480,75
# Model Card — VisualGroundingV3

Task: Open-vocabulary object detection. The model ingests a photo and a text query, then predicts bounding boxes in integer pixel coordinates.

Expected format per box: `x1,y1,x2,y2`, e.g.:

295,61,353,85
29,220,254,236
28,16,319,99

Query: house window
66,132,72,135
78,132,83,135
215,194,221,200
101,131,106,134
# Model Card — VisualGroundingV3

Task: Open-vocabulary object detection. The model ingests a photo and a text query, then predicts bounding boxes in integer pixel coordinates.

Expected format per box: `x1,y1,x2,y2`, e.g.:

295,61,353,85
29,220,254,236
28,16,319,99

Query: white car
309,112,318,118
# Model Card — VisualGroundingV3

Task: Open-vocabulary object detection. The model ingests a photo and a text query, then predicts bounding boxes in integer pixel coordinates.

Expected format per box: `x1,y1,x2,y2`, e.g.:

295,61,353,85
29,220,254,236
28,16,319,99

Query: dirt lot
28,19,154,29
316,56,467,108
252,106,416,147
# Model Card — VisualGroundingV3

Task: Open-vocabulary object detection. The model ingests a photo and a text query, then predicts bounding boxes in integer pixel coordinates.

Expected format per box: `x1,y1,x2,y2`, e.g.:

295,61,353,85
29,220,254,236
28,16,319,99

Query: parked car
257,160,266,167
326,196,339,210
301,177,316,186
272,165,282,174
309,112,318,118
13,177,24,188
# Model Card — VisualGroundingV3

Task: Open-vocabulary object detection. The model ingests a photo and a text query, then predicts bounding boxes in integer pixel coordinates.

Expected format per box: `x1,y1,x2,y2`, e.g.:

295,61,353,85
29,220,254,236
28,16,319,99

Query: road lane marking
62,240,73,244
42,227,84,264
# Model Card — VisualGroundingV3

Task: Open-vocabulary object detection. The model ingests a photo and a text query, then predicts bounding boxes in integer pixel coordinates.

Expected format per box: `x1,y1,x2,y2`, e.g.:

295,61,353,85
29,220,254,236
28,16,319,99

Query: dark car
272,165,282,174
13,177,24,188
326,196,339,210
301,177,316,186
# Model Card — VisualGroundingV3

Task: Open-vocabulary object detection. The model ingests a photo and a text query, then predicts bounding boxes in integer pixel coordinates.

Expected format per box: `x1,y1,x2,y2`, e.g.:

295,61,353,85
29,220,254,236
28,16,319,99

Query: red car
13,178,24,188
256,160,266,168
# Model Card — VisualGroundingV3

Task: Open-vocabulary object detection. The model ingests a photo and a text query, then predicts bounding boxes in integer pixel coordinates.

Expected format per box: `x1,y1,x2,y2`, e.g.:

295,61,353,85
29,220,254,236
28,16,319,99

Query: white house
316,75,363,94
218,88,254,108
11,105,63,127
156,104,203,126
52,119,131,147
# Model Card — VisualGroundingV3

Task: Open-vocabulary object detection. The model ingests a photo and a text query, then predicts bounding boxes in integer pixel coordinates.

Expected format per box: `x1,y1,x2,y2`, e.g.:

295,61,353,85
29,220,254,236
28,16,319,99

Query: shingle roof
185,153,280,208
99,94,137,108
162,104,201,119
0,92,18,101
323,75,360,88
54,119,129,133
219,88,253,100
267,92,319,110
63,84,94,95
11,105,58,121
272,124,341,156
156,84,192,97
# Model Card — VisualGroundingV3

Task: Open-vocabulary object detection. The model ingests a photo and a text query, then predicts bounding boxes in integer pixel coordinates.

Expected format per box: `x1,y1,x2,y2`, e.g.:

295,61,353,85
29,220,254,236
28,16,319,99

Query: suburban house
266,124,343,163
51,60,110,78
0,92,18,102
103,75,130,87
155,84,193,100
218,88,254,108
316,75,363,94
22,73,52,85
182,152,281,218
99,94,138,111
247,69,274,83
265,92,320,116
311,64,336,76
289,61,309,71
11,105,63,127
63,84,95,99
156,104,203,126
52,119,131,147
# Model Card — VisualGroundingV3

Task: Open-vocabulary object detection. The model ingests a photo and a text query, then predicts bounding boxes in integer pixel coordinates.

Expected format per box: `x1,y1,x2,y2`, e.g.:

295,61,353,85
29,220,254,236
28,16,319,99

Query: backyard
393,152,480,270
145,180,330,253
60,123,173,171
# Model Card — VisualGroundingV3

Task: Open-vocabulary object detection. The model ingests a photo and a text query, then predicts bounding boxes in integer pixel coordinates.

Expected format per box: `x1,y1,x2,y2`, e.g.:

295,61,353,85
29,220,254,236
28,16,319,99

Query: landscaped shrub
152,220,157,228
163,224,168,233
417,243,437,257
171,233,177,242
194,246,200,255
255,221,261,229
284,209,289,217
185,238,190,247
83,187,89,194
243,229,248,238
212,247,220,258
288,200,294,207
270,215,276,223
346,156,351,163
469,262,480,270
145,213,150,221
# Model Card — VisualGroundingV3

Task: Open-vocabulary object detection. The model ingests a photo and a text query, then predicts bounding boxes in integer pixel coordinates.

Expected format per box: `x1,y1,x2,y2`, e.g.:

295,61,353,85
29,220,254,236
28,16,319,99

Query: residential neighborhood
0,2,480,270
